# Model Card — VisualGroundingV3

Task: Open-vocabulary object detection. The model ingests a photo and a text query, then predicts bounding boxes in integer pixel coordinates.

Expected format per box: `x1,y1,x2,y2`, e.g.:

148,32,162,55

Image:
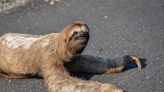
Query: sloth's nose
79,31,89,37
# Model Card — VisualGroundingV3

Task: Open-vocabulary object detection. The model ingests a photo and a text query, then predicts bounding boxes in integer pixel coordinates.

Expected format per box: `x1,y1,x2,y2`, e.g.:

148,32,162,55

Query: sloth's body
0,33,59,78
0,22,141,92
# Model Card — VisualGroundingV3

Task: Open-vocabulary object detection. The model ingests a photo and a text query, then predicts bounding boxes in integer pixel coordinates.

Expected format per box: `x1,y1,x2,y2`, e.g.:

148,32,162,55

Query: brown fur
105,66,124,74
0,22,123,92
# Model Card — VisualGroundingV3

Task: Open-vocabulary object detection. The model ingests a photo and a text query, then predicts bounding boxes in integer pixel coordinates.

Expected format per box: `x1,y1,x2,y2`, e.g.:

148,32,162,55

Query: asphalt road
0,0,164,92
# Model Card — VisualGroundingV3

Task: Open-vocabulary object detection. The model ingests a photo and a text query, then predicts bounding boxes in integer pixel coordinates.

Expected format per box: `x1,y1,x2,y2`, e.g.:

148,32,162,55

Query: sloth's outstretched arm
65,55,141,74
41,56,123,92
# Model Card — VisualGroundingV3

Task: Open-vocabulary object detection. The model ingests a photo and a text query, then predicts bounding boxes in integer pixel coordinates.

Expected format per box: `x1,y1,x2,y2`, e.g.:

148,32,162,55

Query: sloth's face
64,22,89,55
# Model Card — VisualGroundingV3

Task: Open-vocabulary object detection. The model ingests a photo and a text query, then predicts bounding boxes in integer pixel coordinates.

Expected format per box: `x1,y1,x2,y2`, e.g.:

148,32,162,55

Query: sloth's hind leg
0,69,31,79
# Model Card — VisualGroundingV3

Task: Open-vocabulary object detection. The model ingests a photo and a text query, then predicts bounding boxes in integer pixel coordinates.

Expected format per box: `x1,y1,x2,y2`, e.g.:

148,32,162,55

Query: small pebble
104,16,108,19
8,80,11,83
22,85,26,88
99,6,103,10
146,76,150,79
156,56,160,60
18,20,21,23
67,3,71,7
50,1,54,5
36,22,39,25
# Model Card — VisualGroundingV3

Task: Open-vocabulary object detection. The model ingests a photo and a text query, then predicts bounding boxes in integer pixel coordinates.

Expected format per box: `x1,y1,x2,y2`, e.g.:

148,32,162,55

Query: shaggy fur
0,22,141,92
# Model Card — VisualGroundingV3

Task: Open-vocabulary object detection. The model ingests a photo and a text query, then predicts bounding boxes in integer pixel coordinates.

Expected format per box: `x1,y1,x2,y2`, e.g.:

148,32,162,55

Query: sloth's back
0,33,54,78
0,33,42,48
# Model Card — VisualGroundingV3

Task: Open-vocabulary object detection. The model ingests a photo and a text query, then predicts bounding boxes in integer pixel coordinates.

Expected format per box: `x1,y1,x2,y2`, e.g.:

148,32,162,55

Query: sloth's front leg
65,55,141,74
41,56,123,92
105,55,141,74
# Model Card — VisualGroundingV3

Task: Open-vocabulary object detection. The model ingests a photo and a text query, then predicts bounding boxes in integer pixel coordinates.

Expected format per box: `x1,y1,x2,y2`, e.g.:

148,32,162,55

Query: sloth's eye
72,31,78,36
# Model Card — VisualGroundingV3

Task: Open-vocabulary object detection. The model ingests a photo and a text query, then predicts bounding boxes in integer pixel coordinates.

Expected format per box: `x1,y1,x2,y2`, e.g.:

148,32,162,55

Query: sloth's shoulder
2,33,41,38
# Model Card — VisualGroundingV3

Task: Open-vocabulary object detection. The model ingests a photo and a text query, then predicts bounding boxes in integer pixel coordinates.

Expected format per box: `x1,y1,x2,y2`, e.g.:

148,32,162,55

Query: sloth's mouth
78,31,89,38
74,31,89,39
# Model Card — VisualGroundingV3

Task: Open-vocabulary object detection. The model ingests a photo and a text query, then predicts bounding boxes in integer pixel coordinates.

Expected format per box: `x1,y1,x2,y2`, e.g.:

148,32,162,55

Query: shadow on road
70,58,147,80
70,72,94,80
124,58,147,71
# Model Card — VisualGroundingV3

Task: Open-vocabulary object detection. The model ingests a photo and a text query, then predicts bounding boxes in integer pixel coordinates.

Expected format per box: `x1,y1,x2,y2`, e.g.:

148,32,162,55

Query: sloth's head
61,22,90,55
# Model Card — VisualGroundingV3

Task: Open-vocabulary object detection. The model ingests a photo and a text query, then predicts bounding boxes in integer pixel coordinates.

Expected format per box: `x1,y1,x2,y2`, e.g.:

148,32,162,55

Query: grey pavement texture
0,0,164,92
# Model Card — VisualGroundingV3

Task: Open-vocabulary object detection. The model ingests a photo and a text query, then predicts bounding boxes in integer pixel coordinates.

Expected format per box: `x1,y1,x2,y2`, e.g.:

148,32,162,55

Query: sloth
0,22,141,92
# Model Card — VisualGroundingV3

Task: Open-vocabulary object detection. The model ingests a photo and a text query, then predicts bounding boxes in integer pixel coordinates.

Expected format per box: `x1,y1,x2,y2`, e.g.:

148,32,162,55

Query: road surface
0,0,164,92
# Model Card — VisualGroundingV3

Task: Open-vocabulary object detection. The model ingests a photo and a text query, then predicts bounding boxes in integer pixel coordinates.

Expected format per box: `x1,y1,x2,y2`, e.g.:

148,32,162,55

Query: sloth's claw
106,55,142,74
130,55,142,69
